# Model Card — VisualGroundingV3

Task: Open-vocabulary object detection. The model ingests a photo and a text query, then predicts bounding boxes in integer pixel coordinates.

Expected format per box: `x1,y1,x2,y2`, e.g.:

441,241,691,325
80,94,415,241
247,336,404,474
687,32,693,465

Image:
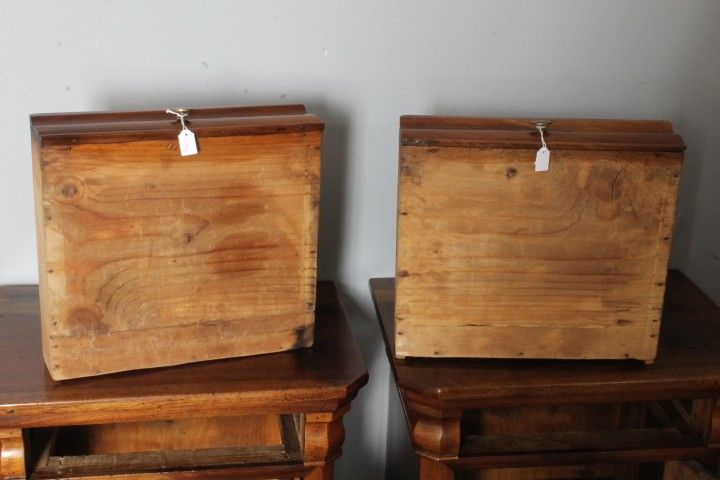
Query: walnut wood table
0,281,367,480
371,270,720,480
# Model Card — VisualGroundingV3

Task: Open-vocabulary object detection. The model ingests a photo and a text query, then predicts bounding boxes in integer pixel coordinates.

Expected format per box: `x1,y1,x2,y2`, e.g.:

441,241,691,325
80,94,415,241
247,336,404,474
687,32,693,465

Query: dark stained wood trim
400,115,675,134
1,393,355,430
31,105,324,146
34,445,302,478
31,462,312,480
461,428,702,456
405,387,720,412
399,115,684,152
448,445,718,470
401,128,685,153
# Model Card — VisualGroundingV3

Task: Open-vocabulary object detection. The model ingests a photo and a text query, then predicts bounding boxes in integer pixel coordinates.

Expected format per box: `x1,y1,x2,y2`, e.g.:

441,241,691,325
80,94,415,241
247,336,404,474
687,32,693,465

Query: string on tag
166,108,190,130
537,125,547,150
533,120,551,172
166,108,198,156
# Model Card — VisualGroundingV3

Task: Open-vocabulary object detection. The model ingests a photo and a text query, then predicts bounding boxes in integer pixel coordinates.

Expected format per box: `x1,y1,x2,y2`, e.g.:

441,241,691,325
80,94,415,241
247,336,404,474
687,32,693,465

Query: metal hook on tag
533,120,551,149
166,108,198,156
166,108,190,130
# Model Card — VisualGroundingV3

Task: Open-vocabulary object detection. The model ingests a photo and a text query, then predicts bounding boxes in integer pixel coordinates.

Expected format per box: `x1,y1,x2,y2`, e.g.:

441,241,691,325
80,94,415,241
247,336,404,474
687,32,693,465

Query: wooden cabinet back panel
32,107,322,380
396,117,683,362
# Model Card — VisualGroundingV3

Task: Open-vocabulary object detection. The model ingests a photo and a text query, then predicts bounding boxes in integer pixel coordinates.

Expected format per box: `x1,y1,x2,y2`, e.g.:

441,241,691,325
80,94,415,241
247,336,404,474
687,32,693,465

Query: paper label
535,146,550,172
178,129,198,156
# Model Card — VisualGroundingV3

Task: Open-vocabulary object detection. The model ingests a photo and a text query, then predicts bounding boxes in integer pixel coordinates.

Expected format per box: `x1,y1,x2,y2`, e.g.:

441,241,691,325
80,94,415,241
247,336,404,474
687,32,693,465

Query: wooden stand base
0,282,367,480
372,272,720,480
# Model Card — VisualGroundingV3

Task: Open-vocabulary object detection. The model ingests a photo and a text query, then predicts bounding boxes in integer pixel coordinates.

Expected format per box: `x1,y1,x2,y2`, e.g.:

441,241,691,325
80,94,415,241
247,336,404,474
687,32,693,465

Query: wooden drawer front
396,134,682,361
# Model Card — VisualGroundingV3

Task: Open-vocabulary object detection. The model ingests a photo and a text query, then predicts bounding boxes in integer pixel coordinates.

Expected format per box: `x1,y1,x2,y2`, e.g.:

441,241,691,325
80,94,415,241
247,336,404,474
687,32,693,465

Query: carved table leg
303,404,349,480
690,399,720,473
0,429,25,480
411,409,461,480
419,456,455,480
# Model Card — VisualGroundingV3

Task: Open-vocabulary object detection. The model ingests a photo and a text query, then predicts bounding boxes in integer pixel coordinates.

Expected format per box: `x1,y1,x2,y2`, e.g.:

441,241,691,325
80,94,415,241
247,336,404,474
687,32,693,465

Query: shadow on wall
333,287,389,480
96,91,385,480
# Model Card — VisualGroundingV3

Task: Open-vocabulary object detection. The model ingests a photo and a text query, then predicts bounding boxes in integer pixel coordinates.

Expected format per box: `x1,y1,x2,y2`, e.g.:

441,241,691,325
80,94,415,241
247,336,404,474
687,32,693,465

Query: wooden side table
0,281,367,480
371,270,720,480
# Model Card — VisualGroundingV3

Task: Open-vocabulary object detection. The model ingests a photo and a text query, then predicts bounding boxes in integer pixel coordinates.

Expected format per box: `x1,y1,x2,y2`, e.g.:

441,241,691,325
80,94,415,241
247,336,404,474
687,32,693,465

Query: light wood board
34,129,321,379
396,146,682,361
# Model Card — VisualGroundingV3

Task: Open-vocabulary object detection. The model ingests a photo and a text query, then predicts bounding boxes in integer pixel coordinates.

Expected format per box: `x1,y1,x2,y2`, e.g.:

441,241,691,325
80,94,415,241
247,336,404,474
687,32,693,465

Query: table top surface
0,281,367,428
371,270,720,409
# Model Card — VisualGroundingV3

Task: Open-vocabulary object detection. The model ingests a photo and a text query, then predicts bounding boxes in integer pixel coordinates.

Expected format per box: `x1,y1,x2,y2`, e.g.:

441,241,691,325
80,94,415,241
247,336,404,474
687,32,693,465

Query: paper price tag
178,129,198,156
535,146,550,172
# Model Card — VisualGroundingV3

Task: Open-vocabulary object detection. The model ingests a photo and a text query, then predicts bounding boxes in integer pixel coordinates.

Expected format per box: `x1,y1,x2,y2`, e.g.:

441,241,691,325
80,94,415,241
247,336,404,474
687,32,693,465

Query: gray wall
1,2,718,478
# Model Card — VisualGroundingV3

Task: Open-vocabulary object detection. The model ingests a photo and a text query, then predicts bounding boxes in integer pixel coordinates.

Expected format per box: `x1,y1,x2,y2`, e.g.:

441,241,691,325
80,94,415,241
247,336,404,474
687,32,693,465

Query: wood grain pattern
0,282,367,429
456,404,644,479
372,273,720,480
31,104,322,146
463,404,628,437
36,446,301,477
53,415,284,454
371,272,720,406
31,106,322,380
461,428,702,456
32,463,312,480
0,282,367,480
304,408,347,463
400,116,674,132
31,415,301,478
303,404,350,479
396,117,683,362
399,115,684,151
456,403,711,470
412,413,461,460
0,429,25,480
450,445,715,470
420,456,455,480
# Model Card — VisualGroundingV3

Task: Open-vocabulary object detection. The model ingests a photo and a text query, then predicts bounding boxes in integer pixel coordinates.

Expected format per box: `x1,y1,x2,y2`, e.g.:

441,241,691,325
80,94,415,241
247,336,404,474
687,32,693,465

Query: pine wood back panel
395,117,683,362
32,107,321,380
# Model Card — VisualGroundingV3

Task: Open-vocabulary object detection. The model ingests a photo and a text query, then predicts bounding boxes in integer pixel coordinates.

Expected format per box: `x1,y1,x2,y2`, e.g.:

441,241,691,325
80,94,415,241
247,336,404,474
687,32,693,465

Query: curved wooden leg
420,456,455,480
411,407,460,480
303,404,349,480
412,413,461,460
305,464,333,480
0,429,25,480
